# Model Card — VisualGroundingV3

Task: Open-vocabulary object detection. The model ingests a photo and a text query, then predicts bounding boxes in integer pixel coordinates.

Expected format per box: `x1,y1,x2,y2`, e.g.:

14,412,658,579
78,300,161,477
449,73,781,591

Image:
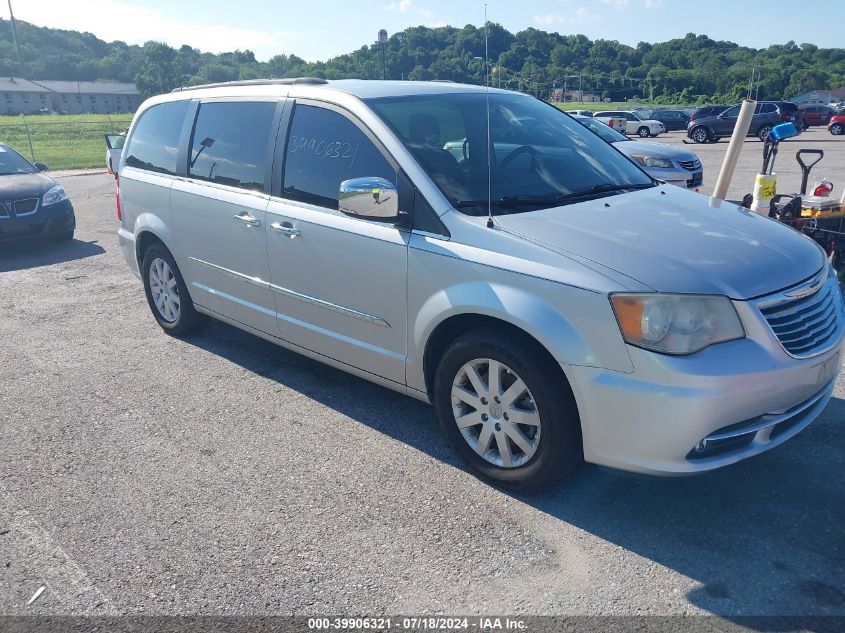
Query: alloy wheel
691,127,708,143
450,358,541,468
149,257,180,323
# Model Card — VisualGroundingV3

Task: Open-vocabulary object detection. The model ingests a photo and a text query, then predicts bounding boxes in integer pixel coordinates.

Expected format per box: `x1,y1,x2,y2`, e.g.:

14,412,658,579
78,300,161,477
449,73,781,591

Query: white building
0,77,141,115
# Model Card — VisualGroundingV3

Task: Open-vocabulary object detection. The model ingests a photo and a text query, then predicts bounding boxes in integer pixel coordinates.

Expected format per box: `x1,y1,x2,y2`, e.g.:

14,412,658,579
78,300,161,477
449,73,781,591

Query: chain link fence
0,114,132,171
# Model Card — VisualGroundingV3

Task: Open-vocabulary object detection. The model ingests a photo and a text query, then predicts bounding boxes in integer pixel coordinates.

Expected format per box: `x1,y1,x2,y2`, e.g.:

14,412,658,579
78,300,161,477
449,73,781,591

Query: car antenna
484,3,494,229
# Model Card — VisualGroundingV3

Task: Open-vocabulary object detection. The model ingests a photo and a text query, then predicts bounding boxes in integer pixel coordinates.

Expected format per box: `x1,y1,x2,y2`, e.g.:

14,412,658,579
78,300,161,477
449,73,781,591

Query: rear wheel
638,126,650,138
830,123,844,136
757,125,772,141
690,126,710,144
141,243,208,336
433,329,582,490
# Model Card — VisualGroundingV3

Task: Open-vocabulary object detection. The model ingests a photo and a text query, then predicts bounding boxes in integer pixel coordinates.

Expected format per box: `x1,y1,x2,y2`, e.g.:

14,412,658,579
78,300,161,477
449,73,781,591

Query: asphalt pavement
0,166,843,622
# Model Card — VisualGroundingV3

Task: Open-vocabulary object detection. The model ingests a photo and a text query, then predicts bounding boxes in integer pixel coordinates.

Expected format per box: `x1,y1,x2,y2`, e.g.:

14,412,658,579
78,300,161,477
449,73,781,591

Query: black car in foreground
0,144,74,243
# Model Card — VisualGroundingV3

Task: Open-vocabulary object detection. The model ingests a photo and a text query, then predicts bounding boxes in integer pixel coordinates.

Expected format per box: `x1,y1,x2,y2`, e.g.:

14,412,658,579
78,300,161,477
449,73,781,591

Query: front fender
407,268,634,395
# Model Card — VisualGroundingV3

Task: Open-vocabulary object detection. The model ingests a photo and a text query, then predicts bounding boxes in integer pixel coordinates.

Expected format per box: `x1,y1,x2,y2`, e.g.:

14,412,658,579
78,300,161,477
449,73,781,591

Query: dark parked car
686,103,782,143
799,104,839,128
649,108,691,131
0,144,74,242
689,105,729,122
762,101,803,127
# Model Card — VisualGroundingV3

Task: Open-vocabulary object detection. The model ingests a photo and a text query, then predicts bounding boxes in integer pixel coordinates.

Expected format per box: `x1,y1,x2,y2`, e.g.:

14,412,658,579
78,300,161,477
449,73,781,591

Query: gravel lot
0,149,844,620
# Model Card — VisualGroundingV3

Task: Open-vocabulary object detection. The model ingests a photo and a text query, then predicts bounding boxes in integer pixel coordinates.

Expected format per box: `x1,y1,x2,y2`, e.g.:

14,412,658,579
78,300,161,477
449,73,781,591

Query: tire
690,126,710,144
50,230,74,241
433,328,582,491
831,123,844,136
141,243,208,336
637,126,650,138
757,125,772,142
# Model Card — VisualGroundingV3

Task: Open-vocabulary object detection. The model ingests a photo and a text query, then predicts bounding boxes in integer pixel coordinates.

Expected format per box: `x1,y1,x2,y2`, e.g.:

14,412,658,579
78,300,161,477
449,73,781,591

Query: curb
51,168,109,178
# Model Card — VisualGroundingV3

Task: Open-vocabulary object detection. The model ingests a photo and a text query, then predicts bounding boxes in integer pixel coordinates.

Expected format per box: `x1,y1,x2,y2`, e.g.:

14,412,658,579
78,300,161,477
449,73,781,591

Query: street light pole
7,0,24,77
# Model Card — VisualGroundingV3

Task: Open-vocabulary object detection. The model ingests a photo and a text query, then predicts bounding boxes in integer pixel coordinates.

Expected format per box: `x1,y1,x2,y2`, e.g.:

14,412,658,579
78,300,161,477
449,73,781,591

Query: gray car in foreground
117,79,844,490
573,115,703,189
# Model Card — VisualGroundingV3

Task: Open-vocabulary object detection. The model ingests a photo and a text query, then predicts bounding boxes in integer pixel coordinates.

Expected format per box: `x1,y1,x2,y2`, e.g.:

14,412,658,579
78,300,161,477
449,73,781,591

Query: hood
0,172,55,199
496,186,826,300
613,140,697,161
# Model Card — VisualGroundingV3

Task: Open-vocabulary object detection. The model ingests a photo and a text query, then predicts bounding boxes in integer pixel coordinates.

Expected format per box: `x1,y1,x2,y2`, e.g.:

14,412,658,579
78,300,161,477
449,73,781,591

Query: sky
7,0,843,63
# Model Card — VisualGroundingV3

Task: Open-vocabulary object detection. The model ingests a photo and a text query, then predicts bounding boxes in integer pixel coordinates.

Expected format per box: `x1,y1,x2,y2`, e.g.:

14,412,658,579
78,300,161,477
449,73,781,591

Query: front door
170,99,281,335
265,101,409,385
714,105,740,135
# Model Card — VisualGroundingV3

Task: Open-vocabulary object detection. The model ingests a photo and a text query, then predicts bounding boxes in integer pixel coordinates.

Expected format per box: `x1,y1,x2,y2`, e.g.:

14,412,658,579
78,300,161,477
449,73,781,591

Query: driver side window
282,104,396,210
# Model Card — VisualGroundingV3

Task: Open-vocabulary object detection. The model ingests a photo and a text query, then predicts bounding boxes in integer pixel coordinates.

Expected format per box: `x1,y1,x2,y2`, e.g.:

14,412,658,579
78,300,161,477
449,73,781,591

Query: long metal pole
381,42,386,80
7,0,24,77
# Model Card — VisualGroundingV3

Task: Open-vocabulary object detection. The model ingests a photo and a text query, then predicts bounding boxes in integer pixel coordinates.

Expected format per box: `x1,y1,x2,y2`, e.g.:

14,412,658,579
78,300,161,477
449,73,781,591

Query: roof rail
171,77,328,93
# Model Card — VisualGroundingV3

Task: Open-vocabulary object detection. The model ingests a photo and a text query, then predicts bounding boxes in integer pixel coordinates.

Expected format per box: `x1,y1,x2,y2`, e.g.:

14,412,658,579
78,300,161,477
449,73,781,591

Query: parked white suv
594,110,666,137
116,79,843,489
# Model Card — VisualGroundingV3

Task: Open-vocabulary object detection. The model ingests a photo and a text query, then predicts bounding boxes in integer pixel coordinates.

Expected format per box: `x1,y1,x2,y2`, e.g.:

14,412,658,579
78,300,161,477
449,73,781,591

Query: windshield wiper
582,182,655,195
456,183,655,210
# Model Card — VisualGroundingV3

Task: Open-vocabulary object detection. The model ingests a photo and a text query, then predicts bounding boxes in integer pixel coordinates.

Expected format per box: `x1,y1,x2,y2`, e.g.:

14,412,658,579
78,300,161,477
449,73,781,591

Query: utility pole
578,72,583,103
7,0,24,77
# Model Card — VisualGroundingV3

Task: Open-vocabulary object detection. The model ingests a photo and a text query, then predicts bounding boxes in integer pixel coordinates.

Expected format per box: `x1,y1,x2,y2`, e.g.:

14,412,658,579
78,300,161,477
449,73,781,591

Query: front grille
757,274,844,358
13,198,38,214
678,158,701,171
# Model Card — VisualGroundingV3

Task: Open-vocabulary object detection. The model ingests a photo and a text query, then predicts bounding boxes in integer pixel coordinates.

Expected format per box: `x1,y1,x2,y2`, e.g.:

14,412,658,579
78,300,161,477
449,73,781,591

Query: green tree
135,41,180,97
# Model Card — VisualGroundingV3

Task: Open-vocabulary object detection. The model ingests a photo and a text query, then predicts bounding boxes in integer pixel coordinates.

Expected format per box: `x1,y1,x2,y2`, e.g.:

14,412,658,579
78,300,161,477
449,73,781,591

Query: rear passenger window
189,101,277,191
125,101,189,175
282,104,395,209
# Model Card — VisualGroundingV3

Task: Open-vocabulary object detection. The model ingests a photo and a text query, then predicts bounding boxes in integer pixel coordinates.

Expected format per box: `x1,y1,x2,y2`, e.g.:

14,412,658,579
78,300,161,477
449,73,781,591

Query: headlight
610,293,745,354
42,184,68,206
632,155,674,168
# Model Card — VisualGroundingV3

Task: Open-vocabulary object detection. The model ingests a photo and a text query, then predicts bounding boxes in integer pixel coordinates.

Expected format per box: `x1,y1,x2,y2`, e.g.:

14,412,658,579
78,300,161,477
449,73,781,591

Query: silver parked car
117,79,844,489
573,115,703,189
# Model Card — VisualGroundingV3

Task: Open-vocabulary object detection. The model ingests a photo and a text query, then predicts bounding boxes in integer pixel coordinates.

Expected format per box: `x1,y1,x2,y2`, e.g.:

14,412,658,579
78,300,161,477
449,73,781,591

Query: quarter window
189,101,277,191
282,104,395,208
124,101,189,175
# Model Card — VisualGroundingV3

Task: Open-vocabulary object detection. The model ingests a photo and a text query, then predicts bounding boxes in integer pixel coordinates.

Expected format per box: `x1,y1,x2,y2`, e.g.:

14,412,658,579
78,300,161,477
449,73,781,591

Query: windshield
578,117,629,143
367,92,653,214
0,146,37,176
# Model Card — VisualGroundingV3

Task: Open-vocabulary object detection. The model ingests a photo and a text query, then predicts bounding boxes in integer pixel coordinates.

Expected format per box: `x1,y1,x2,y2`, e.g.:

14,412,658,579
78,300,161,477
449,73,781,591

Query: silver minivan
117,79,844,489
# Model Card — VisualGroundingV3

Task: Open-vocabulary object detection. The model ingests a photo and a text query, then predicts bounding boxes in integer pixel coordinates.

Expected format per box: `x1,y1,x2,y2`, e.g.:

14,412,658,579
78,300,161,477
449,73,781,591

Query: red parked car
799,104,839,128
829,114,845,136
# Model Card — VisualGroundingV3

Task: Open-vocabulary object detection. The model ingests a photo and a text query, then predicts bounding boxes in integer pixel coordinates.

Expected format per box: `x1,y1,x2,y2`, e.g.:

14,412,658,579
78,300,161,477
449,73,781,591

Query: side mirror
339,177,400,222
34,162,48,172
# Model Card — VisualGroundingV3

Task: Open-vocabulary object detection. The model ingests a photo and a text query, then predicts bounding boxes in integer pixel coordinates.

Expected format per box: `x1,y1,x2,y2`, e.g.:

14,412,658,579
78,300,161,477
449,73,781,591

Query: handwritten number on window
290,136,358,166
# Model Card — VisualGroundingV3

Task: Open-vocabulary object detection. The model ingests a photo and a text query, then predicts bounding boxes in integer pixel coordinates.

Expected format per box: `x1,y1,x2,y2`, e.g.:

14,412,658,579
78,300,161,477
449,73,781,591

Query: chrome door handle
234,213,260,227
270,222,301,238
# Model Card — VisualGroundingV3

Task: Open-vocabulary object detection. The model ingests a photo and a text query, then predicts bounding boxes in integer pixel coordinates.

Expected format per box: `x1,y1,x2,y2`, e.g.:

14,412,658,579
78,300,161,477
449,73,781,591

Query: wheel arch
422,312,578,407
133,213,175,270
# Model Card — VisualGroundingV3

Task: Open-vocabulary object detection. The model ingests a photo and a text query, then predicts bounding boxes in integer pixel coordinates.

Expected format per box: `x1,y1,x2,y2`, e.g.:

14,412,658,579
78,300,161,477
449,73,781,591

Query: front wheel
831,123,844,136
433,329,582,490
690,127,710,144
141,243,208,336
757,125,772,141
638,126,650,138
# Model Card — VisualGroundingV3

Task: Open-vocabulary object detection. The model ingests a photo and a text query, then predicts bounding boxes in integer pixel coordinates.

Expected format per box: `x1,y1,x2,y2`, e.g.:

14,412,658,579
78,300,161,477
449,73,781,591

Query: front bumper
566,288,844,475
649,167,703,190
0,199,75,241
